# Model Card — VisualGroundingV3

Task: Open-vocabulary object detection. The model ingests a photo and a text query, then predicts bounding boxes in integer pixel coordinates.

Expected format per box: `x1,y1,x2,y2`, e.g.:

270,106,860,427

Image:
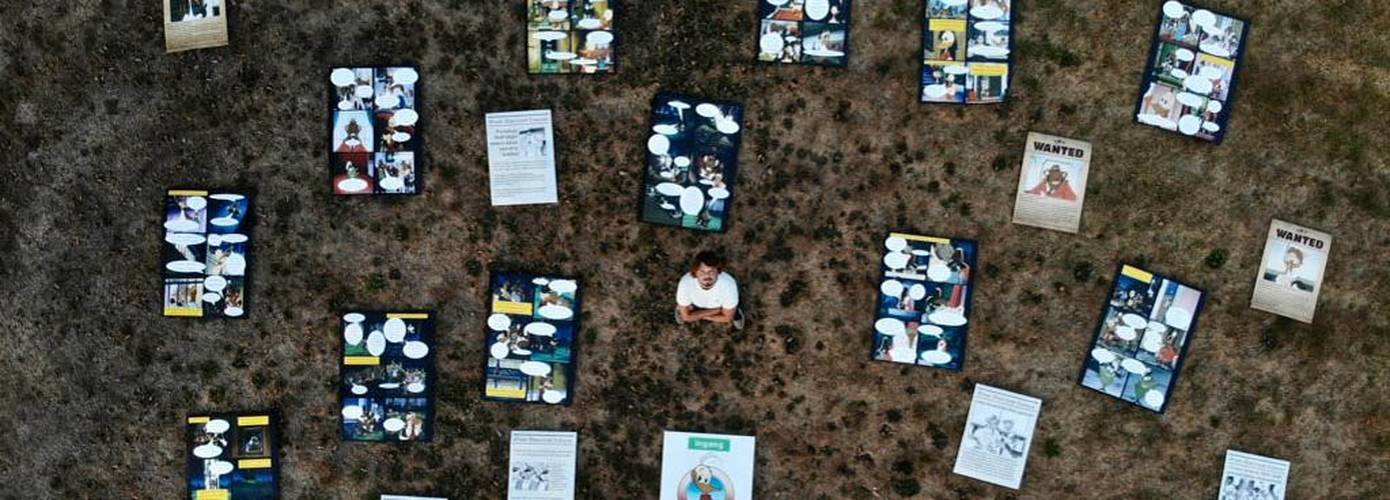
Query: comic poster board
185,411,279,500
1218,450,1291,500
1250,219,1331,323
1078,264,1205,413
639,93,745,233
508,430,579,499
871,232,977,371
1134,1,1249,143
659,431,756,500
952,384,1042,490
527,0,617,74
756,0,852,67
484,272,582,406
161,189,251,319
339,311,436,442
164,0,229,53
329,66,422,195
1011,133,1092,233
920,0,1012,104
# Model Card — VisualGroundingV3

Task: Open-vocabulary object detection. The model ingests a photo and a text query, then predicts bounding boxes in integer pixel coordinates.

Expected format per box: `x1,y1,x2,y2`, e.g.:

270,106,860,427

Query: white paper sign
508,430,578,500
1011,132,1092,233
1219,450,1291,500
659,431,756,500
1250,219,1331,323
486,110,559,206
952,384,1042,490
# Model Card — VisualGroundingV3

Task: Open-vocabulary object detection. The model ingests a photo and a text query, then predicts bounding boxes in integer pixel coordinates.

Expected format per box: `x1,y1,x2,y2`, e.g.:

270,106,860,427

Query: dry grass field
1,0,1387,498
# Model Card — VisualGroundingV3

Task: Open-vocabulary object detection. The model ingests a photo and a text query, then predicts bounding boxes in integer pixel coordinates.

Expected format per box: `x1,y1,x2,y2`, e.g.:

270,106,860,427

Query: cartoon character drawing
692,465,719,500
1025,163,1078,200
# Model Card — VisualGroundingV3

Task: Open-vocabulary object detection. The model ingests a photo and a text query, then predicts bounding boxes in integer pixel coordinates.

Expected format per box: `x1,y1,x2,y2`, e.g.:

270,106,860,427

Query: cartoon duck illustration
692,465,719,500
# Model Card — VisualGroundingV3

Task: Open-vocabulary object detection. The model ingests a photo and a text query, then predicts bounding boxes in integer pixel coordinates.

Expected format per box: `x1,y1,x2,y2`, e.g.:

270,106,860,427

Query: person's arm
679,305,728,322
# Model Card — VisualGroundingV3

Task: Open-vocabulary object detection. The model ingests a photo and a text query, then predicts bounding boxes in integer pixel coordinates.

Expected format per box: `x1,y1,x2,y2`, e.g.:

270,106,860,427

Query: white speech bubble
164,218,200,232
379,177,404,191
970,4,1003,20
490,342,510,359
378,382,400,390
331,68,356,86
367,331,386,356
193,443,223,459
487,314,511,331
525,322,557,337
708,187,730,200
928,310,967,326
1092,348,1116,364
351,384,367,395
880,279,904,297
337,178,368,193
1176,92,1204,108
927,263,951,282
205,419,230,434
403,341,429,359
1143,391,1165,408
383,418,405,432
1200,43,1231,58
919,324,944,337
696,103,721,118
341,405,363,420
586,31,613,45
224,254,246,275
542,391,564,404
384,318,406,342
203,275,227,292
535,30,567,41
647,134,670,156
206,234,222,247
520,361,552,376
1163,1,1186,18
1175,48,1195,62
1141,331,1165,352
883,252,910,270
538,305,573,321
1122,313,1148,329
884,236,907,251
1202,121,1220,133
223,306,244,317
1178,115,1203,135
1192,9,1217,29
210,216,238,227
975,21,1006,33
167,260,205,273
716,118,740,135
375,94,400,109
875,318,905,336
392,132,412,143
679,186,704,215
909,284,927,300
165,233,206,246
407,382,425,393
185,196,207,210
392,67,418,85
653,124,679,135
355,85,374,99
943,65,970,75
1165,307,1193,330
806,0,829,20
920,350,952,365
655,182,683,197
1121,358,1149,374
1199,65,1224,80
1116,325,1137,341
202,292,221,304
760,33,785,55
221,233,248,244
549,280,578,294
923,84,948,99
343,312,365,323
394,108,418,127
209,460,234,476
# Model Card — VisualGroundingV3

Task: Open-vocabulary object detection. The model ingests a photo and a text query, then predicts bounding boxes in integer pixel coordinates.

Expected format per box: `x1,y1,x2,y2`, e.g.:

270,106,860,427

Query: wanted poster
1250,219,1331,323
1219,450,1291,500
1011,132,1091,233
508,430,579,499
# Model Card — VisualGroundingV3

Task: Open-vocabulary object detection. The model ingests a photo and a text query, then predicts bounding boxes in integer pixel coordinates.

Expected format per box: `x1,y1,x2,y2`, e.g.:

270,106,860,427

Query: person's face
693,263,720,289
1284,251,1302,269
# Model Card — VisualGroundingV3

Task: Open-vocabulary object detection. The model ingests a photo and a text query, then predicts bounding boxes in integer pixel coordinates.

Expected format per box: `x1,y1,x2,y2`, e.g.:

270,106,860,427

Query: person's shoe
674,308,684,325
732,308,746,330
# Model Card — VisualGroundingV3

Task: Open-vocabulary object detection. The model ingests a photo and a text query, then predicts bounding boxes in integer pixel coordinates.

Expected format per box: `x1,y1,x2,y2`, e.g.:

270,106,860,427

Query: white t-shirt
676,272,739,310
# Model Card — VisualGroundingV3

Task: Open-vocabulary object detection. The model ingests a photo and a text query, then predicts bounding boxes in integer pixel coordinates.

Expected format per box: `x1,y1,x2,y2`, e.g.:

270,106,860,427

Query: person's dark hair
691,250,725,273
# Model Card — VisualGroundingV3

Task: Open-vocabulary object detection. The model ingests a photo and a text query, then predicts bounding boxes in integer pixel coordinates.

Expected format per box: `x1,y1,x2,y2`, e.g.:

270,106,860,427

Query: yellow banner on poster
187,416,210,424
238,458,273,469
386,312,430,319
164,307,203,317
237,415,270,426
168,190,210,196
486,387,527,398
195,490,230,500
970,63,1009,77
1121,265,1154,283
344,356,380,366
890,232,951,244
1198,53,1234,68
928,19,966,32
493,301,533,316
